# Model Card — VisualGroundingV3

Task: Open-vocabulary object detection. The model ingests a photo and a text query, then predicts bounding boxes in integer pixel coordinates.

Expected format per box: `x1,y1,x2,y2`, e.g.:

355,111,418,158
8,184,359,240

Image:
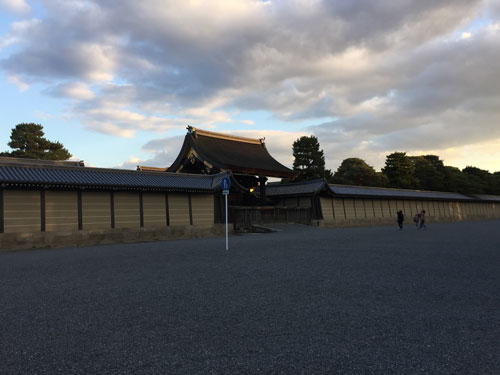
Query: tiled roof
328,184,475,201
265,178,500,202
0,158,227,192
267,179,327,196
470,194,500,202
168,127,297,178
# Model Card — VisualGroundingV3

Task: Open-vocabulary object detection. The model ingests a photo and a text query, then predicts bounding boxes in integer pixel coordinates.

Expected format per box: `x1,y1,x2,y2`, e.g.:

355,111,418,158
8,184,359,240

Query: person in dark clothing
419,210,426,230
397,210,404,230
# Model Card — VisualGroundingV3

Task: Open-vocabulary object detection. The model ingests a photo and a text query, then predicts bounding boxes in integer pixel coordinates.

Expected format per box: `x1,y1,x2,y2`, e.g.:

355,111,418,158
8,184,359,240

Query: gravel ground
1,220,500,374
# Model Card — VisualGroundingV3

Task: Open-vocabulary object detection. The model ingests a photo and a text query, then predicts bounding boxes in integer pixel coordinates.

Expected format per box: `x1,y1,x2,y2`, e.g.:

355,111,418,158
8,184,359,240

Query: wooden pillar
165,193,170,226
110,191,115,229
0,188,3,234
259,176,268,205
188,193,193,225
139,191,144,228
40,190,46,232
77,190,83,230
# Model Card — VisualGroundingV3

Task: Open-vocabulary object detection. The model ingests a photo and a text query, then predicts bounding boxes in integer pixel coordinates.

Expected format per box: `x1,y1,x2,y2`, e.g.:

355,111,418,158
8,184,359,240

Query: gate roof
166,127,297,178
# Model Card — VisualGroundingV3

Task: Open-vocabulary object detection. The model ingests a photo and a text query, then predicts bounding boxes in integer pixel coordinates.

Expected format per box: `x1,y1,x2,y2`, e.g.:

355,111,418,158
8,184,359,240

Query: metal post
220,175,231,251
225,193,228,250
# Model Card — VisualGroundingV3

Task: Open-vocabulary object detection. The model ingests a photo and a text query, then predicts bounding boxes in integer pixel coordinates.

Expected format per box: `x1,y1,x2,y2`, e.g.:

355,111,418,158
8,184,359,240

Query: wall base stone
0,224,229,251
318,215,499,228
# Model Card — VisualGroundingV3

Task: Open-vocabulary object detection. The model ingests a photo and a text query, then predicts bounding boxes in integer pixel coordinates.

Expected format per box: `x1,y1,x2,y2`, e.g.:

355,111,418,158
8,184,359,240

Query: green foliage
1,123,71,160
442,166,481,194
381,152,418,189
332,158,387,187
290,135,332,182
491,172,500,195
462,166,493,194
410,155,446,191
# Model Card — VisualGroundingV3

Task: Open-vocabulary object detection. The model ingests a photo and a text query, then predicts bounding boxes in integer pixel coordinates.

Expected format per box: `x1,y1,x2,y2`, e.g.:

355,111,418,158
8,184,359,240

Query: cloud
239,120,255,125
47,82,95,100
0,0,499,171
0,35,17,52
112,135,188,169
33,110,52,120
0,0,30,14
7,74,29,91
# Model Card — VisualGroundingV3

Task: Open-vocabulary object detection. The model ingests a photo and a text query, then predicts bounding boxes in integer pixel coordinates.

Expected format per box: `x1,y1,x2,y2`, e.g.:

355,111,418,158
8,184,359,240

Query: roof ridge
0,162,216,179
0,156,85,167
190,127,263,145
328,183,466,195
136,166,168,172
268,179,325,187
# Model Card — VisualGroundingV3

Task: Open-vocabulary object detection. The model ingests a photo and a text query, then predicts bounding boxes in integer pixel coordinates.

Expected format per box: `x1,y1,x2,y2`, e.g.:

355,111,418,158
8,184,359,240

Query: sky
1,0,500,173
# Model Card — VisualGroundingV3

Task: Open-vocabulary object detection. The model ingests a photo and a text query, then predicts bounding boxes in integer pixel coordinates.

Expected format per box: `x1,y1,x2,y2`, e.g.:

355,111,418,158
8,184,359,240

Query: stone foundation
0,224,229,251
318,215,497,228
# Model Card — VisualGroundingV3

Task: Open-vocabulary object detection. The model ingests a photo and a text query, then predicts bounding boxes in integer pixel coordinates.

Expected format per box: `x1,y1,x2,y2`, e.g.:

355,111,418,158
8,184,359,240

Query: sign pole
225,192,228,250
220,175,231,251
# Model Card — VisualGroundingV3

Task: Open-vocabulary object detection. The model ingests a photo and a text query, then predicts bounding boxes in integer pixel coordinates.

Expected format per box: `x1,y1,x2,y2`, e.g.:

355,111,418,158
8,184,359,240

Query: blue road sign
221,176,231,192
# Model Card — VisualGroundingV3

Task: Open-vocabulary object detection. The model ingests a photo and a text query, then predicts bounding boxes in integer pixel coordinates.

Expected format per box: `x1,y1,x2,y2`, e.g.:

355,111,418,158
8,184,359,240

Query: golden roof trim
188,126,264,145
136,166,168,172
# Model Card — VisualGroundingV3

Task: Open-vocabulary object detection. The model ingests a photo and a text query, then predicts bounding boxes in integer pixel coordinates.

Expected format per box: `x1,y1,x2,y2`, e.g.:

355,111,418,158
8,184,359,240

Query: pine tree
0,123,71,160
382,152,417,189
290,135,332,182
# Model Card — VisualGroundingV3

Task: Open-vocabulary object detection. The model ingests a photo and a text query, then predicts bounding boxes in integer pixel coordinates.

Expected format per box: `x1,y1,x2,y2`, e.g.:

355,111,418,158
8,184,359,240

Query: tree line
289,135,500,195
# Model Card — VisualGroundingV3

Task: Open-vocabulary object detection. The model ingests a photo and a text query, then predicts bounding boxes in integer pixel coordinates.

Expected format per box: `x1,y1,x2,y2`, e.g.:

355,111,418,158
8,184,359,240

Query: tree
410,155,446,191
290,135,332,182
442,166,483,194
1,123,71,160
491,172,500,195
462,166,491,193
381,152,418,189
332,158,388,187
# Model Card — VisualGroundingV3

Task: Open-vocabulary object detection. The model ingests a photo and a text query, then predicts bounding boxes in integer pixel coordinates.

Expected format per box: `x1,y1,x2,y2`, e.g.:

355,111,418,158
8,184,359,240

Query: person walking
397,210,404,230
413,213,420,228
419,210,426,230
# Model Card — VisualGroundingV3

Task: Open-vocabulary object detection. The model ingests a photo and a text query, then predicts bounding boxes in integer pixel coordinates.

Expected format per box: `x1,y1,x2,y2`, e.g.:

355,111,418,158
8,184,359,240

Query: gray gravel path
1,220,500,374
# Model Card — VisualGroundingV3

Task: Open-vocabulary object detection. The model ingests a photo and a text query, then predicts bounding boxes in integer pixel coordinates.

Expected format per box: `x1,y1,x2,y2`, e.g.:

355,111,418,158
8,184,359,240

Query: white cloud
0,35,17,52
115,155,141,170
0,0,30,14
85,121,136,138
50,82,95,100
7,74,29,91
33,110,52,120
